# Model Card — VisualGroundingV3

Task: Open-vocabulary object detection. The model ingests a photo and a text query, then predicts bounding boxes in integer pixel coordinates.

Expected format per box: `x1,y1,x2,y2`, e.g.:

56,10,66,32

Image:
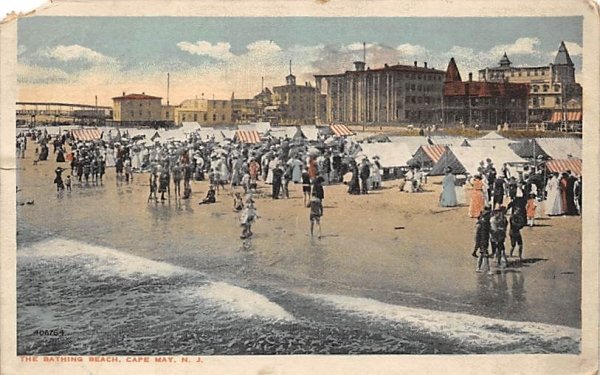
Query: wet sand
16,142,581,328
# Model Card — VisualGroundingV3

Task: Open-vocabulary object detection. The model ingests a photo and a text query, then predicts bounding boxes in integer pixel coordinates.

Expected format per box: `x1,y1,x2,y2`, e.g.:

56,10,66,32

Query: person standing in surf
240,197,258,239
473,206,492,274
309,196,323,239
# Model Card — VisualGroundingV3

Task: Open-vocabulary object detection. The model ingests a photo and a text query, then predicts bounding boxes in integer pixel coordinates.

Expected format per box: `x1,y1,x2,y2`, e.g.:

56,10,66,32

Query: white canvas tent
357,143,414,169
534,138,582,159
268,126,300,140
241,122,272,134
430,144,527,176
300,125,320,141
387,136,430,156
198,127,224,142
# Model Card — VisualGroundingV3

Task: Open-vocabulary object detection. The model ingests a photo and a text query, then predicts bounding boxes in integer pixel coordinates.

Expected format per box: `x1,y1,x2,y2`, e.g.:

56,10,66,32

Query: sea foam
185,282,294,321
310,293,580,352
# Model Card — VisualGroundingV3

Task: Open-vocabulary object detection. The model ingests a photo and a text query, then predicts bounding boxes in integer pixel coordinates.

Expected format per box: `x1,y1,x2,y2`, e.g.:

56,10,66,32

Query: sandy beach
15,140,581,331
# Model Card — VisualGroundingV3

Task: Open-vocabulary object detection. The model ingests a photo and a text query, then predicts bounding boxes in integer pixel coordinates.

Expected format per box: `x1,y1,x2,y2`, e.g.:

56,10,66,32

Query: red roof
112,93,162,101
444,80,528,98
445,58,462,83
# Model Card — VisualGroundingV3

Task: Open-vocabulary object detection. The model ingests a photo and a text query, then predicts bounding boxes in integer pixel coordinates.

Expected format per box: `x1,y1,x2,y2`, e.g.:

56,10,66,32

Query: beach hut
358,142,414,179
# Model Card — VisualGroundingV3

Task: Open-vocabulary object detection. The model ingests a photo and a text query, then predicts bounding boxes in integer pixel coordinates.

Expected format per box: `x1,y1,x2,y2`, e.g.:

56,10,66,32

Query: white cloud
176,41,234,61
246,40,282,54
41,44,115,64
489,37,541,56
563,41,582,56
396,43,428,57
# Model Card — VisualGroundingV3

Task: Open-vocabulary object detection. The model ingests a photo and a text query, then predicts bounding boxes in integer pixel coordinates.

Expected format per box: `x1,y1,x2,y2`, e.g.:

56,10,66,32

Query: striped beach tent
235,130,261,144
72,128,102,141
410,144,448,169
329,124,354,137
545,158,582,176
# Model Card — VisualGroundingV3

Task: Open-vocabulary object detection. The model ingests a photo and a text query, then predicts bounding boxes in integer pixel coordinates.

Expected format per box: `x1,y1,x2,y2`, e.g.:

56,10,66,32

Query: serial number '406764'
33,329,65,337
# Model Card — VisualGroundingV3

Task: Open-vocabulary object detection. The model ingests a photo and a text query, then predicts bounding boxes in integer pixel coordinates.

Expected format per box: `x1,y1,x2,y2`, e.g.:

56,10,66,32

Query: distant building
444,58,529,128
161,104,177,123
315,60,446,125
272,66,325,125
173,98,232,125
478,41,582,124
112,93,163,124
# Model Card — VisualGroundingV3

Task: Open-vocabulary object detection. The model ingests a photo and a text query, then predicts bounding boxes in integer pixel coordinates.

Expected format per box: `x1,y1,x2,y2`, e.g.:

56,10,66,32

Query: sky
17,16,583,106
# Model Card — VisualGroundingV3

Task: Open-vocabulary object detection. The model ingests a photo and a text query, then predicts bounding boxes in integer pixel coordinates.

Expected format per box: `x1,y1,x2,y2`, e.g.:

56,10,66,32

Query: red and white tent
329,124,354,137
72,128,102,141
235,130,261,144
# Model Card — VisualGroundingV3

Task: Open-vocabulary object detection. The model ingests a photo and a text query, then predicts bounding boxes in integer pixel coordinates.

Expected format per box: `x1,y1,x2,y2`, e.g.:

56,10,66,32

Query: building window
511,71,514,77
165,111,169,118
204,114,208,121
532,85,539,93
182,114,186,121
139,110,143,115
193,114,198,121
140,103,143,107
534,70,538,76
554,84,560,92
213,114,217,121
518,71,522,77
222,115,226,121
541,70,545,75
556,97,561,105
543,85,549,92
527,71,530,76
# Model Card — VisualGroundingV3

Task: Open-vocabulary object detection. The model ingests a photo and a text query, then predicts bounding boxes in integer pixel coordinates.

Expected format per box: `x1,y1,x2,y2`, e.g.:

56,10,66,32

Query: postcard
1,0,598,374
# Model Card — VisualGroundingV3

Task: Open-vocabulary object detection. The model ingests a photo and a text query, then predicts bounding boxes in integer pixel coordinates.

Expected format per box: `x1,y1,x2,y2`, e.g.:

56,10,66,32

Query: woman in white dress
545,172,563,216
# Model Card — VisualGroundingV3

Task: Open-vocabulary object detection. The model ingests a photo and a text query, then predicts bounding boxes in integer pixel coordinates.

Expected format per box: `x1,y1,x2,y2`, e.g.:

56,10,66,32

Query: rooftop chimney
353,61,366,71
468,73,473,81
122,91,125,96
414,61,417,67
142,92,145,95
424,62,428,68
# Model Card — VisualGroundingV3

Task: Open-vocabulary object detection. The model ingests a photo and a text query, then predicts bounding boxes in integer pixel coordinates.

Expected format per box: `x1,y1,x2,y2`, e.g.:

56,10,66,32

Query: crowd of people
20,127,582,249
435,157,582,275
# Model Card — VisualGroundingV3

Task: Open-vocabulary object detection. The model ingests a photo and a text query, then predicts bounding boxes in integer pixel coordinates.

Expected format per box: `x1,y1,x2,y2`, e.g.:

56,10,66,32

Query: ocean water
17,237,580,355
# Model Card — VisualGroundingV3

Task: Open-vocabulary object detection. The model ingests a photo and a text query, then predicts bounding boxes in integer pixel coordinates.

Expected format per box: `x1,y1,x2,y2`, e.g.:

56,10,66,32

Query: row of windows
532,84,561,93
487,68,549,79
180,113,228,122
531,97,561,106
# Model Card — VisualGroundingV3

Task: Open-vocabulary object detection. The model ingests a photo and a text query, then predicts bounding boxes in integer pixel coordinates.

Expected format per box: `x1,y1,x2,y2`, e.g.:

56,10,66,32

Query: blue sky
17,16,583,105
